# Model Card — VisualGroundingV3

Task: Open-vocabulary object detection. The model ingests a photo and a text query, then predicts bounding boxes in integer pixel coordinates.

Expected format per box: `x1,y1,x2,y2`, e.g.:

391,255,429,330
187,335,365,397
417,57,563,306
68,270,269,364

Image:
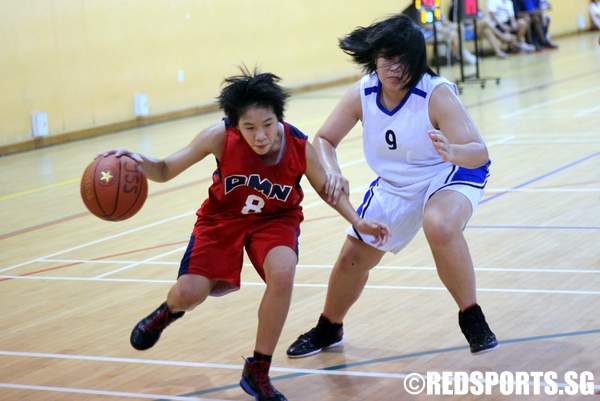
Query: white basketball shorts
347,162,490,253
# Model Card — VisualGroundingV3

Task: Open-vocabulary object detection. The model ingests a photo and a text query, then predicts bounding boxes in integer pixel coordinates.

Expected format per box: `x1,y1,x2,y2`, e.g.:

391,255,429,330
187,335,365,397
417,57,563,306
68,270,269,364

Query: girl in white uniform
287,14,497,357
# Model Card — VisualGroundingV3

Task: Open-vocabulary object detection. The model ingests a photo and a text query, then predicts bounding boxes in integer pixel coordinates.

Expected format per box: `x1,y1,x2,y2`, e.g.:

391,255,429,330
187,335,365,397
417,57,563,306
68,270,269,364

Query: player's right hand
355,219,390,247
97,148,144,164
324,171,350,205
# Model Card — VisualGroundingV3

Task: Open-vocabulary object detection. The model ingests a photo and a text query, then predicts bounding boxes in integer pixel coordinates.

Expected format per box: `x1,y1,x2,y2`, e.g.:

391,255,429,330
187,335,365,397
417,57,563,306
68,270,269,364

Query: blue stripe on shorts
178,234,196,277
445,161,490,188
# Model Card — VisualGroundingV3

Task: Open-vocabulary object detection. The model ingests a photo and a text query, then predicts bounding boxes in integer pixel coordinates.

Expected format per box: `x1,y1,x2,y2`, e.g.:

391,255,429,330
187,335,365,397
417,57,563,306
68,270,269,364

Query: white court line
0,137,511,275
0,160,359,274
486,132,600,138
501,139,600,145
95,246,186,279
39,259,600,274
43,258,180,265
0,211,194,274
0,351,406,379
502,86,600,119
0,198,324,276
486,136,515,146
3,274,600,295
575,103,600,118
0,383,236,401
485,187,600,193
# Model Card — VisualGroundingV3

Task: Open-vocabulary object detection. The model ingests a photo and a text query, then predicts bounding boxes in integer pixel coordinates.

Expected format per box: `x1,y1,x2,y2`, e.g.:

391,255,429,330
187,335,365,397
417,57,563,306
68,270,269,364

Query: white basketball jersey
359,72,458,188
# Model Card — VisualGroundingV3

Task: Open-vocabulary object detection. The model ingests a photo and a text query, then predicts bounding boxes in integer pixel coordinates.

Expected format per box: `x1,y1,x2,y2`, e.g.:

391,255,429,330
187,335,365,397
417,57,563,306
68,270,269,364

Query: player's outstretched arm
313,82,362,204
428,84,489,169
305,142,389,246
98,121,225,182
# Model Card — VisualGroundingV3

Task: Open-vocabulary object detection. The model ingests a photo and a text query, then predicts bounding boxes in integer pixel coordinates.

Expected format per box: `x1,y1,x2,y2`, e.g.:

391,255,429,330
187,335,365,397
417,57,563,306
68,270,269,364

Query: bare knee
265,265,295,295
422,210,460,247
335,239,382,274
169,282,206,310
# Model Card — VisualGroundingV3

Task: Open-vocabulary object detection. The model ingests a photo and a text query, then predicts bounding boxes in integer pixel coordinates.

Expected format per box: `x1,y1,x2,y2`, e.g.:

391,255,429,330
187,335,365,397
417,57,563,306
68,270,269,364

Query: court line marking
0,137,511,272
485,187,600,193
0,383,237,401
2,274,600,295
3,146,594,280
468,225,600,230
464,68,600,111
171,327,600,399
0,211,195,274
38,259,600,274
0,178,80,201
0,351,407,379
0,152,363,271
499,139,600,145
501,86,600,119
575,103,600,118
95,246,187,279
481,151,600,205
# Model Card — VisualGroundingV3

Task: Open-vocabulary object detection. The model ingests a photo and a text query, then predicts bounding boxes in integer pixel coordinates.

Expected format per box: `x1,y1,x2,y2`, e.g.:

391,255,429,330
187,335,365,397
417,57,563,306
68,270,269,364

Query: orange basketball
80,154,148,221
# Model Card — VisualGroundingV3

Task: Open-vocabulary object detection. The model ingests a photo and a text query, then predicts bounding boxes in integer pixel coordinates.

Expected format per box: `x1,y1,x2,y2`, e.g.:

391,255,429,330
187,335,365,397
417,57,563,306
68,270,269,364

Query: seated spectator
487,0,536,52
513,0,558,49
402,3,477,64
591,0,600,30
448,0,515,59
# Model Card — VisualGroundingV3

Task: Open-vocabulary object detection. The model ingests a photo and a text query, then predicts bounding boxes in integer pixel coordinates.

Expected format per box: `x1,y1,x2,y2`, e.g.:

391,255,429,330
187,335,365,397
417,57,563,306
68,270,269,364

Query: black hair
339,14,433,89
217,66,289,127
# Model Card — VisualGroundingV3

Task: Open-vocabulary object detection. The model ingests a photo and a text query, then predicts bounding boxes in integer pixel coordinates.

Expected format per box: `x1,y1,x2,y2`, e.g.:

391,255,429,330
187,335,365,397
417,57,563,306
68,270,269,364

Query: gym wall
0,0,591,150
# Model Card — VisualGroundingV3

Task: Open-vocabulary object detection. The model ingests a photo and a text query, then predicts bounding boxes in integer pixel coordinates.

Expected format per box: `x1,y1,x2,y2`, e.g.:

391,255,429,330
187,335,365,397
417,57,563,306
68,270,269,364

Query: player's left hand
428,130,455,163
355,219,390,247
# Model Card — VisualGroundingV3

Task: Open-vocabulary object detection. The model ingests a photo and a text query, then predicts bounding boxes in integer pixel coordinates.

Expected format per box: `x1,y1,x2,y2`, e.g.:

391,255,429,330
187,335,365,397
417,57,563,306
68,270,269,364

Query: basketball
80,154,148,221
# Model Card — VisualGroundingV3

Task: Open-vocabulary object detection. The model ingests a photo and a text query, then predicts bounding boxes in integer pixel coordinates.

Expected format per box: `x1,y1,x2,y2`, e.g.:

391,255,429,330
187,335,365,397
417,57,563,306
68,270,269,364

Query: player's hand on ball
355,219,390,246
325,171,350,205
428,130,455,163
97,148,144,164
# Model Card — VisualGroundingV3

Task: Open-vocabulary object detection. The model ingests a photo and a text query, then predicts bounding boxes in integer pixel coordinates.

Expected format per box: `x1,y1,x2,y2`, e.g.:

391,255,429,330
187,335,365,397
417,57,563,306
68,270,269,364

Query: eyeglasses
377,60,404,72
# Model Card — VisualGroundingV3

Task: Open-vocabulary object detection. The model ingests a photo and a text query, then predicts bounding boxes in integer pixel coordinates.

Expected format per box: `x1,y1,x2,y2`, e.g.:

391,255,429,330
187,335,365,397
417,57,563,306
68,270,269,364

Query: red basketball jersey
197,121,307,220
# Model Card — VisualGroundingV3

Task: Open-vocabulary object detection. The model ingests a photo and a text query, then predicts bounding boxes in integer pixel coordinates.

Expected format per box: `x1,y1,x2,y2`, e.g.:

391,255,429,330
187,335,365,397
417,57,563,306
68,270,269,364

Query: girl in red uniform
100,69,389,401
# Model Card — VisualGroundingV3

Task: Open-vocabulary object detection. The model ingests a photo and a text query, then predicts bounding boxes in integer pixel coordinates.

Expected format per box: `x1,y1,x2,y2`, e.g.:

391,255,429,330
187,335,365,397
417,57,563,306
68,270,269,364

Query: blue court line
481,151,600,205
156,327,600,400
467,225,600,231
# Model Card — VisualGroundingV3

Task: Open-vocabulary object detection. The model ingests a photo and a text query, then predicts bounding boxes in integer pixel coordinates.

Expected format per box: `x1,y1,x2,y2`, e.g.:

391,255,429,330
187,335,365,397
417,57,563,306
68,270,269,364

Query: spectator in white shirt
487,0,535,52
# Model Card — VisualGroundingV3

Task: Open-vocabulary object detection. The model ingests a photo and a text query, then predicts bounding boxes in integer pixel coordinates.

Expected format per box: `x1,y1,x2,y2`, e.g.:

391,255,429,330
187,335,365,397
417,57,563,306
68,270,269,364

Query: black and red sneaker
240,358,287,401
130,303,184,350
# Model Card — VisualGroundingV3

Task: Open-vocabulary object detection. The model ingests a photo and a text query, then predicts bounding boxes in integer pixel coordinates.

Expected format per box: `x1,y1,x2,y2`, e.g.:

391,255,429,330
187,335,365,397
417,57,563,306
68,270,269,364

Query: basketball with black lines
80,154,148,221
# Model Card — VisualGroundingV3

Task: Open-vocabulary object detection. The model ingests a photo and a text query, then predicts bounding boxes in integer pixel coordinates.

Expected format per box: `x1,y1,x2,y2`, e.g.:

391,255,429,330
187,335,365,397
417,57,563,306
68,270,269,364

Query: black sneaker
459,304,498,354
240,358,287,401
130,303,184,350
286,316,343,358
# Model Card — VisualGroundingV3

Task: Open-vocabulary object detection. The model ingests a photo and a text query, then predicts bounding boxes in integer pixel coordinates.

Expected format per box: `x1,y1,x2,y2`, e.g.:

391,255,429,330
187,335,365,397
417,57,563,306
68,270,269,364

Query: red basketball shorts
178,212,302,296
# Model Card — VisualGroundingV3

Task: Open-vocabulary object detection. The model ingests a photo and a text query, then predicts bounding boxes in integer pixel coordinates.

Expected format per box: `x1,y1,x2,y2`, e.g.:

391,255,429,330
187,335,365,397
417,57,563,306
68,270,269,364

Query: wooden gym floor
1,33,599,400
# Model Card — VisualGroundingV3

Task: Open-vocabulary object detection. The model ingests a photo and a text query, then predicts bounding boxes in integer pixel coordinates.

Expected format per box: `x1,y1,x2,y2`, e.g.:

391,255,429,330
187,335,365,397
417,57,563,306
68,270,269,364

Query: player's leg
130,275,215,351
423,169,497,354
255,245,297,355
288,179,420,358
241,219,300,401
286,236,384,358
242,247,296,401
322,237,385,323
166,274,214,311
422,190,476,309
130,221,244,351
